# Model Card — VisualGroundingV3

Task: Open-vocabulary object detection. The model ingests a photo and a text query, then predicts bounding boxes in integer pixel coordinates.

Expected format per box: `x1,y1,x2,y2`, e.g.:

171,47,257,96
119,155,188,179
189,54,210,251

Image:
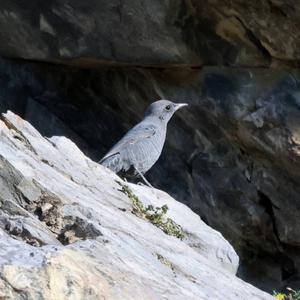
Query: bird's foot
134,167,153,188
137,181,157,197
137,181,153,188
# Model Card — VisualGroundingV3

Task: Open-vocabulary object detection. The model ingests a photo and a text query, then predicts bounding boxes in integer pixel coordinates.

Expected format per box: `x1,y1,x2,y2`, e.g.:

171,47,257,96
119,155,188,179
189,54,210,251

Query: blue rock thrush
100,100,188,187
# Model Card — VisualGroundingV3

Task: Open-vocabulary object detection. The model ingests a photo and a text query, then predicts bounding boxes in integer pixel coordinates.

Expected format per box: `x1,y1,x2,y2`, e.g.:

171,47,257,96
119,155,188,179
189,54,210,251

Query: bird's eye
165,105,171,111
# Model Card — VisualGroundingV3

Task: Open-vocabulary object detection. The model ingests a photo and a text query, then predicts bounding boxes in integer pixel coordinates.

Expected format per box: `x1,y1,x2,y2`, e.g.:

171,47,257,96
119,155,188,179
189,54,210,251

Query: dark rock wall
0,0,300,293
2,0,300,67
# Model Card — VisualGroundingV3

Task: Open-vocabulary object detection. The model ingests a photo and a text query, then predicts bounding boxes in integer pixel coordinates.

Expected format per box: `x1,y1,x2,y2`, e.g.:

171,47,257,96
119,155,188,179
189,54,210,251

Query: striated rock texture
0,111,273,300
0,0,300,294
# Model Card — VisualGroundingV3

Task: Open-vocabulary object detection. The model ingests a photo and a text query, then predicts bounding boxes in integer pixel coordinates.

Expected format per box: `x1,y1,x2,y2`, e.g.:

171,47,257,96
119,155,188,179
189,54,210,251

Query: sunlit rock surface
0,111,273,299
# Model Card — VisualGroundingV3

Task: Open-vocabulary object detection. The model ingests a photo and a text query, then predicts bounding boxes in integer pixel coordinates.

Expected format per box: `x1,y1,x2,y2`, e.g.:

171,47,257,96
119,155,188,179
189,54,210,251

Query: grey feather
100,100,188,181
100,123,158,174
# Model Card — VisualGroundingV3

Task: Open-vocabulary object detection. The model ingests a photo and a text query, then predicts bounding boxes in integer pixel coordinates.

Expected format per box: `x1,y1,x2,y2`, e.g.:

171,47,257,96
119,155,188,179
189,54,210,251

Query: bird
100,100,188,187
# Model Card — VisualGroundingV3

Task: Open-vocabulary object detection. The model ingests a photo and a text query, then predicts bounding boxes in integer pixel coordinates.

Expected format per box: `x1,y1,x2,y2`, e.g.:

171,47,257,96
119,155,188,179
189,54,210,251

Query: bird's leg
134,167,153,188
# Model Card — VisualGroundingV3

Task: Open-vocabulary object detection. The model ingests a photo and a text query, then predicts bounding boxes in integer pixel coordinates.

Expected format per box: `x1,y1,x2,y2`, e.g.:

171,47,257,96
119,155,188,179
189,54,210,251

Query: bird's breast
128,130,166,173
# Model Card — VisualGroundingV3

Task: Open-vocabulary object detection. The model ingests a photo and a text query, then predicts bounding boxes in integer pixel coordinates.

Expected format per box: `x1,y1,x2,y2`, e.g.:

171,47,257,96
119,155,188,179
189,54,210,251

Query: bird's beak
175,103,188,111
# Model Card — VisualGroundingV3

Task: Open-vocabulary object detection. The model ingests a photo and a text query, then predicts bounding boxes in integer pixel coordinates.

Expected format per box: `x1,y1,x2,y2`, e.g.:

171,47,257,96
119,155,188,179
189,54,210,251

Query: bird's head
144,100,188,124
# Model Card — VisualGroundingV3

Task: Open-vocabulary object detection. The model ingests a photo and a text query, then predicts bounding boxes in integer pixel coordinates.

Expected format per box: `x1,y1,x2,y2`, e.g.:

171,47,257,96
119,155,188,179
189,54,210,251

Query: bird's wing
100,124,156,171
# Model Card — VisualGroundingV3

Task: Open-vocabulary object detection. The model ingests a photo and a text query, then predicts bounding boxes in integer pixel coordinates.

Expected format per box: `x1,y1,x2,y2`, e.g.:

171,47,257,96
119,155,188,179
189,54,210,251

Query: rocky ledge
0,111,272,299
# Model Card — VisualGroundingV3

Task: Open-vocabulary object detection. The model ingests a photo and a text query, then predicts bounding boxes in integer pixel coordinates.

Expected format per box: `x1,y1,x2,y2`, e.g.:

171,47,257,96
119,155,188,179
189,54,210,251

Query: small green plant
274,292,286,300
117,181,184,239
273,288,300,300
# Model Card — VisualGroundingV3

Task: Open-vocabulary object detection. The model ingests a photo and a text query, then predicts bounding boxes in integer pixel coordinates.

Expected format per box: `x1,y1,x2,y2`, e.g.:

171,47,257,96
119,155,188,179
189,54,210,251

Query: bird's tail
99,152,121,173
